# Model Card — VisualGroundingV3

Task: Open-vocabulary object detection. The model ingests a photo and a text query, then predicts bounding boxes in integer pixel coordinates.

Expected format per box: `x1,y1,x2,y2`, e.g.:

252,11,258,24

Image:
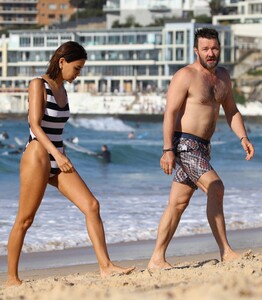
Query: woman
7,41,134,286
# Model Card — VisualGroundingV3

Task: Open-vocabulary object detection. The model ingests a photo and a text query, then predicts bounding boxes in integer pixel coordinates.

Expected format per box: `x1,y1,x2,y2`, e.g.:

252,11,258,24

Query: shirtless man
148,28,255,270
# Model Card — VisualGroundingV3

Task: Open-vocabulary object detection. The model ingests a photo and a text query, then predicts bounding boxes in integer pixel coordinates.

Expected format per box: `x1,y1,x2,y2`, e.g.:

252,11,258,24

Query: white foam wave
68,117,134,132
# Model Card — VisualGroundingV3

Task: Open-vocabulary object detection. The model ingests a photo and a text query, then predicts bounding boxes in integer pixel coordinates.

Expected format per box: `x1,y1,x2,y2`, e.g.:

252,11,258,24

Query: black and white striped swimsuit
27,78,70,177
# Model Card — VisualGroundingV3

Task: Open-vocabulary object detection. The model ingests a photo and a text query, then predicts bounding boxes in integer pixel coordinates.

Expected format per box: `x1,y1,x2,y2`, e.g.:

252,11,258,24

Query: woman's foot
100,264,136,278
5,277,22,287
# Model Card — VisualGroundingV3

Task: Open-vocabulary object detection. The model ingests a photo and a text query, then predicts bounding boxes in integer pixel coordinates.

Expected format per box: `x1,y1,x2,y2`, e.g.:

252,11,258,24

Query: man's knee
174,201,189,215
208,180,224,201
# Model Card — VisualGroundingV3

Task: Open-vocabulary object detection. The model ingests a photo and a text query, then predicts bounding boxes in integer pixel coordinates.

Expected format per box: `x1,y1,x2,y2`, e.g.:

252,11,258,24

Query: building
103,0,211,29
0,0,38,30
37,0,75,26
213,0,262,25
0,23,234,94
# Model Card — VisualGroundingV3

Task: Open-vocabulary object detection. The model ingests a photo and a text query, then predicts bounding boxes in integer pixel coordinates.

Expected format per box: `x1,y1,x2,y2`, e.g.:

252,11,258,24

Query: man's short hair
194,28,220,48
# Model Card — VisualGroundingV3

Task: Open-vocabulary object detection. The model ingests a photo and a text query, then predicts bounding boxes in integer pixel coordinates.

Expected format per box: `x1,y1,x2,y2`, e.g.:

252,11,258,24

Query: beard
199,54,219,70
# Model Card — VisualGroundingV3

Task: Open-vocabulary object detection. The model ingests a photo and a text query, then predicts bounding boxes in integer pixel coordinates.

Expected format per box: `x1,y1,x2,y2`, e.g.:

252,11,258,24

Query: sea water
0,116,261,255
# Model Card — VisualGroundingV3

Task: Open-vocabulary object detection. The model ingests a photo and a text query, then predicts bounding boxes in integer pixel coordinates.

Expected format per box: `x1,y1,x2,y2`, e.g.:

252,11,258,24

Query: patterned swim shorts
173,132,213,190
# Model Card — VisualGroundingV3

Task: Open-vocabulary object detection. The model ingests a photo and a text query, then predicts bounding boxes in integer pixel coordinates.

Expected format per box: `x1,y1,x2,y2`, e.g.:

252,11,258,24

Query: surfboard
63,140,97,156
14,136,25,146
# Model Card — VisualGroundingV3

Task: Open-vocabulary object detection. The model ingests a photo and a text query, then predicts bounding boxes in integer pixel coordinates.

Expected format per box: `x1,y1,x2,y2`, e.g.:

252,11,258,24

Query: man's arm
161,68,190,174
222,71,255,160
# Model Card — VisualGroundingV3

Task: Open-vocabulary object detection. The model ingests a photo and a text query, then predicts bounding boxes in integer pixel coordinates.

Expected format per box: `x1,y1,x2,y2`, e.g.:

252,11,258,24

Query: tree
69,0,106,9
69,0,106,20
208,0,225,16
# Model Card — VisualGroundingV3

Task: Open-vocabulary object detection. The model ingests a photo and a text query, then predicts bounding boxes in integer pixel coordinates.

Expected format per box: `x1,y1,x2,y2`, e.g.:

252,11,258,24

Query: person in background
97,144,111,163
128,131,135,139
148,28,255,270
6,41,134,286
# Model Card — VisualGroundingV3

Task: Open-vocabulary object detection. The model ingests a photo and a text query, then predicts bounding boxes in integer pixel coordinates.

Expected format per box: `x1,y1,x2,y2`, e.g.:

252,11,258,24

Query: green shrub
233,88,246,104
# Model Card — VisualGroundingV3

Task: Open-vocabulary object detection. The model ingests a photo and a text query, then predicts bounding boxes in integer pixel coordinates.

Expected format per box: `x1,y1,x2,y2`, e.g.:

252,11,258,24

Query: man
148,28,254,270
97,144,111,163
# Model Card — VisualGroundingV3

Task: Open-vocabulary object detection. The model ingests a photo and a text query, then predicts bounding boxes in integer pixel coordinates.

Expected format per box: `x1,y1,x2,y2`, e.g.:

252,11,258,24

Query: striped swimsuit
27,78,70,177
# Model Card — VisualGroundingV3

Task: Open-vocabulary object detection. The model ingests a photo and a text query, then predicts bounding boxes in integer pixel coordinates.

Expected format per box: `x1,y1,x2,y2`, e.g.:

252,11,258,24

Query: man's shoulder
174,64,196,79
216,66,231,81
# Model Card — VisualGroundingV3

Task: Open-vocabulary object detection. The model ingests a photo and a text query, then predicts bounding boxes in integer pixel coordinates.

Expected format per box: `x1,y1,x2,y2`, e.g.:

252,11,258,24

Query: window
46,36,58,47
176,31,184,44
33,36,44,47
123,35,135,44
48,4,57,10
20,37,31,47
167,32,173,45
176,48,184,61
137,35,147,44
166,48,173,61
108,35,120,44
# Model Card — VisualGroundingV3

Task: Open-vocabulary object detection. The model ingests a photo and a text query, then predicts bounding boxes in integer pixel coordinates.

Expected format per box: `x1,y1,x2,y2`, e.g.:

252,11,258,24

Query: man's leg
148,182,194,269
197,170,240,261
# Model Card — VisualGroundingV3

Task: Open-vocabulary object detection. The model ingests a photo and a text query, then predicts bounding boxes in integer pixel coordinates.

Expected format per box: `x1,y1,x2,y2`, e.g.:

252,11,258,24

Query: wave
68,117,135,132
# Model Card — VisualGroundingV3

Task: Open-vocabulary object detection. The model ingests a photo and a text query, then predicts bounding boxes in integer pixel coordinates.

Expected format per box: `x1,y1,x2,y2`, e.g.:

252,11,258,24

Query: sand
0,246,261,300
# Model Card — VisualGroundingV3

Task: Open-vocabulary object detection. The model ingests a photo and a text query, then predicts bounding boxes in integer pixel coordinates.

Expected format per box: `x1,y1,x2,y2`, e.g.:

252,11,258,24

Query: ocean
0,116,261,257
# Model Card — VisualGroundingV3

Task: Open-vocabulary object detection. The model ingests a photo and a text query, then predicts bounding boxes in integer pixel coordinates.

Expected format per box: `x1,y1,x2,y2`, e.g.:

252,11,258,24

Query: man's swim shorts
173,132,213,190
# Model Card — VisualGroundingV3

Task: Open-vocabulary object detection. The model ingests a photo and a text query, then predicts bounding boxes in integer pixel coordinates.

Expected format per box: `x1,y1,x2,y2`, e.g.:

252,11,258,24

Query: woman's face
60,58,86,83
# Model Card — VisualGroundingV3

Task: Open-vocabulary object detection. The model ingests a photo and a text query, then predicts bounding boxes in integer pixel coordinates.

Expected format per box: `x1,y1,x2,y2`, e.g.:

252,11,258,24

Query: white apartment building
0,22,234,94
0,0,38,29
103,0,210,28
213,0,262,25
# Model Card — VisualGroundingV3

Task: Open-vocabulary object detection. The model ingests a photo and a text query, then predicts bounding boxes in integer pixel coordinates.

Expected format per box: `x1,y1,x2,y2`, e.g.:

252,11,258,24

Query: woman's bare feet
5,277,22,287
100,263,136,278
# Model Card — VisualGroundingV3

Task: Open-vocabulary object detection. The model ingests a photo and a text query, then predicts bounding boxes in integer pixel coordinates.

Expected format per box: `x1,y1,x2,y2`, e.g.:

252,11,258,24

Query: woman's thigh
50,170,97,214
17,141,50,219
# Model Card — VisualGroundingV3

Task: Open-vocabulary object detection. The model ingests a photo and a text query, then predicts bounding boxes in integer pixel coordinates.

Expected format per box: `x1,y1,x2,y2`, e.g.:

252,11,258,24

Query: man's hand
241,138,255,160
160,151,176,175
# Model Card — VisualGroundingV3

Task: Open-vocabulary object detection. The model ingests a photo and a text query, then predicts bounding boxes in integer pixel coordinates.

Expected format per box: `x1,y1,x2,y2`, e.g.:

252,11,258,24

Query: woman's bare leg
50,171,135,277
6,142,50,285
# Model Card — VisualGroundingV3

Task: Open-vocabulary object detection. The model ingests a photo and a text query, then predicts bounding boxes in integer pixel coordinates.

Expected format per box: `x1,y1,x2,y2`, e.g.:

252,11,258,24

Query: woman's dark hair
46,41,87,80
194,28,220,49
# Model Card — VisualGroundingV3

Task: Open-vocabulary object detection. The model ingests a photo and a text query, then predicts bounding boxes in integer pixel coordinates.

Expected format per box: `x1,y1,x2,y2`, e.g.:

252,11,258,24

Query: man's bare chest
190,78,228,105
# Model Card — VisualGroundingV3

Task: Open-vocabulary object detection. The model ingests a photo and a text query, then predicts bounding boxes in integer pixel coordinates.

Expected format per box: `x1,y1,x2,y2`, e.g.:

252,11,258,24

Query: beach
1,117,261,299
1,229,262,300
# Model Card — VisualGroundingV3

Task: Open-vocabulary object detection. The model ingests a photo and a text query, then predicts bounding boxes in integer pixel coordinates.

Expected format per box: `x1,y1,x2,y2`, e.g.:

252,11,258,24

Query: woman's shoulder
28,77,46,94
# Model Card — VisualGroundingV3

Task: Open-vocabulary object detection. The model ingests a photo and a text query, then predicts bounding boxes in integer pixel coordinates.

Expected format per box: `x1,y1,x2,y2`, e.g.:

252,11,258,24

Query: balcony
148,1,171,12
103,1,120,13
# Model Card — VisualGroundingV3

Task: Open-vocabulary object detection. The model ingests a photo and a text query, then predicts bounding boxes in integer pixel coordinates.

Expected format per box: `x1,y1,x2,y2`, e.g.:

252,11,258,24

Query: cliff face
233,51,262,102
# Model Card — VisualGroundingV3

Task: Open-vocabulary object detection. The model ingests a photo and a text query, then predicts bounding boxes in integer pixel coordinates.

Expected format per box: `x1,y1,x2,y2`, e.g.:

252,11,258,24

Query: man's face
194,38,220,70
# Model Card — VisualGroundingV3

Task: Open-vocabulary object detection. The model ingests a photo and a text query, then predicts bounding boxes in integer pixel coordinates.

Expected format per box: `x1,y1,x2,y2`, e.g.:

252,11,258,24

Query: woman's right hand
54,152,75,173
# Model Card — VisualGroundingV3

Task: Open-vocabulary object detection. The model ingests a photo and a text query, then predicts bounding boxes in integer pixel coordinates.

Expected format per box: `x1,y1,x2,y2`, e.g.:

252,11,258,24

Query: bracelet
240,136,249,142
162,147,174,153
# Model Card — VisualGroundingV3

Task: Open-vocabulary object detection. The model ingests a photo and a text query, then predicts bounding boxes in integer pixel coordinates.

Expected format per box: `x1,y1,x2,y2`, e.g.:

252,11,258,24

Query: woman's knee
85,198,100,217
15,216,35,232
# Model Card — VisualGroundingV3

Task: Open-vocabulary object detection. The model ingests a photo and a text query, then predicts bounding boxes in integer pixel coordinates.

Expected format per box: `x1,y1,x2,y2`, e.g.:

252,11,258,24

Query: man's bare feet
100,264,136,278
5,277,22,287
221,249,241,262
147,259,174,271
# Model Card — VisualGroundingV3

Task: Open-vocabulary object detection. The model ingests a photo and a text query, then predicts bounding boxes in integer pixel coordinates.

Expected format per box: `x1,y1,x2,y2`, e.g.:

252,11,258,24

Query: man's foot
5,277,22,287
221,250,241,262
100,264,136,278
147,259,174,271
